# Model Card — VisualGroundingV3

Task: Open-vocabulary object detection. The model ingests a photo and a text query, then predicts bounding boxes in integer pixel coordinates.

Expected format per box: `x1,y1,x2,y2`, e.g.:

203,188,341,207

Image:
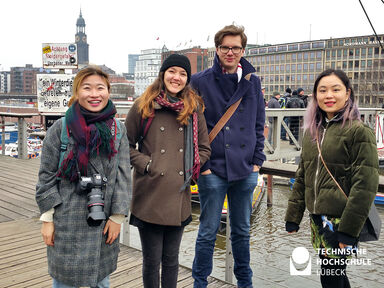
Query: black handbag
316,138,382,242
358,202,382,242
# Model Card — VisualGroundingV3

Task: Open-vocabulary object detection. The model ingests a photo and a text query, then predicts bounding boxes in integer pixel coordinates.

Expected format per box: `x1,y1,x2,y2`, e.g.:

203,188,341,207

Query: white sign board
37,74,75,113
42,43,78,69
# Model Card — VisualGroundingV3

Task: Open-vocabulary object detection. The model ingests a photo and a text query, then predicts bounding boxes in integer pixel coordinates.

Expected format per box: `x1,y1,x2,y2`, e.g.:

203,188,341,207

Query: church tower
75,10,89,65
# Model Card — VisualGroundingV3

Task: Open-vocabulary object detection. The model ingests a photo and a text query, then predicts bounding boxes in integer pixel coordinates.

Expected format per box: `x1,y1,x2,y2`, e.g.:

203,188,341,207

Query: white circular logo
292,247,310,264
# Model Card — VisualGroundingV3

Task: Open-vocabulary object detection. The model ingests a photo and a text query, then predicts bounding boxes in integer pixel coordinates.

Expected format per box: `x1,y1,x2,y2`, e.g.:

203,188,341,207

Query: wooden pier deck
0,156,234,287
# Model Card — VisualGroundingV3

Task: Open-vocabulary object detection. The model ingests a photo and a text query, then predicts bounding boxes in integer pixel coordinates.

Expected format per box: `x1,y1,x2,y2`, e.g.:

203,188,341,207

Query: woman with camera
125,54,211,288
36,65,131,288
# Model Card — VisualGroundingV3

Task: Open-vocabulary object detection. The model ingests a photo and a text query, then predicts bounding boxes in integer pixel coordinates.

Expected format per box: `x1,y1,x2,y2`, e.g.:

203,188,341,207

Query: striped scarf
57,100,117,182
154,92,200,183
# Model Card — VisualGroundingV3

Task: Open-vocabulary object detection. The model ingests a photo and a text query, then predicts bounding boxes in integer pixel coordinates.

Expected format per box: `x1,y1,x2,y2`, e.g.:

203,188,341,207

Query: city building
75,10,89,65
10,65,41,94
134,48,163,97
0,71,11,93
128,54,139,75
162,46,209,75
245,34,384,107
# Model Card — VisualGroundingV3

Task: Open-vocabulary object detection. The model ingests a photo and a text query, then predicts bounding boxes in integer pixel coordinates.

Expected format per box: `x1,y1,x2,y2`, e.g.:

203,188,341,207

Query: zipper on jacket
313,124,329,214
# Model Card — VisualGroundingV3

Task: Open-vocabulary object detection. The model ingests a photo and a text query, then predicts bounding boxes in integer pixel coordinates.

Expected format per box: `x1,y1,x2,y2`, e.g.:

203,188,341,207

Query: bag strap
208,73,253,144
316,136,348,200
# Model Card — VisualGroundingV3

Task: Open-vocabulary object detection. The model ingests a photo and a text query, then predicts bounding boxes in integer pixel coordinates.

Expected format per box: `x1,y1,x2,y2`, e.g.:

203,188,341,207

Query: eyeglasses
218,46,243,55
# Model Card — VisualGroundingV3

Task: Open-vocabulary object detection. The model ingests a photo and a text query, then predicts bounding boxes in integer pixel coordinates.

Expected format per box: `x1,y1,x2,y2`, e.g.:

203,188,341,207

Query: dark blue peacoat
191,55,266,182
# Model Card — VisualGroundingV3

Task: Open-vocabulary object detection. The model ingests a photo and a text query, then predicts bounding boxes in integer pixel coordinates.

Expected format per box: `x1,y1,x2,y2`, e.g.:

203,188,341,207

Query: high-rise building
162,47,208,75
245,34,384,107
10,65,40,94
75,10,89,65
134,48,163,97
128,54,139,75
0,71,11,93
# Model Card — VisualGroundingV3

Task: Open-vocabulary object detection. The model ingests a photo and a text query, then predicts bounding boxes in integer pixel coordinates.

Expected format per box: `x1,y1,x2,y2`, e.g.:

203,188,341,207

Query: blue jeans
52,276,110,288
192,172,258,288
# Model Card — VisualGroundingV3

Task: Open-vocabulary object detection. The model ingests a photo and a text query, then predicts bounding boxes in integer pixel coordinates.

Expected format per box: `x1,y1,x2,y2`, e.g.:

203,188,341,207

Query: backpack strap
57,117,69,179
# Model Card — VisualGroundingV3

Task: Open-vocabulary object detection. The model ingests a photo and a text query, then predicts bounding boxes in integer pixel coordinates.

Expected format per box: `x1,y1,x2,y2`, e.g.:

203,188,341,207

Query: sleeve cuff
109,214,125,224
39,208,55,222
286,221,300,232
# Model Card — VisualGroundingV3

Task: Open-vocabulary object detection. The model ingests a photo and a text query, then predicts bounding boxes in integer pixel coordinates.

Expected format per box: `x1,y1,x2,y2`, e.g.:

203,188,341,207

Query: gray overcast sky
1,0,383,74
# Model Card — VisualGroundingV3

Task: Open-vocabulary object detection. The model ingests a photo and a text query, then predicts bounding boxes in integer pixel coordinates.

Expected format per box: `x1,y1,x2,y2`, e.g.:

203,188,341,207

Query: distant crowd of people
266,87,310,145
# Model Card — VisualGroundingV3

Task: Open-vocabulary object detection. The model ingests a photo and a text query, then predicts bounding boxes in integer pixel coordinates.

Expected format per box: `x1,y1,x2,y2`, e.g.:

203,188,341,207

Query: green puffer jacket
285,119,378,238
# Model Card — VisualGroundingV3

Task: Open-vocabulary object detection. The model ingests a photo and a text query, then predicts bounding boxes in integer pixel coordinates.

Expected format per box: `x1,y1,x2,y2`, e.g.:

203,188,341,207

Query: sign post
39,43,78,129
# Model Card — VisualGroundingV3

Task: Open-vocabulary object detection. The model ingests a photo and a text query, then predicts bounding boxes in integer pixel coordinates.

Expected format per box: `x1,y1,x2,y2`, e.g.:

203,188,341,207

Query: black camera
78,174,107,226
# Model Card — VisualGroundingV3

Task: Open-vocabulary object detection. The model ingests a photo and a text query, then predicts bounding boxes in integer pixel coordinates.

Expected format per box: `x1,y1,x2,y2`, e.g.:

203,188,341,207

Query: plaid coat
36,118,131,287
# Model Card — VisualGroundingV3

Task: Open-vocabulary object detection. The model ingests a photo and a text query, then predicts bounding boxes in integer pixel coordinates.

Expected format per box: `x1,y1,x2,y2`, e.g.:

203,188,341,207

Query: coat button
241,144,246,148
179,171,184,176
225,144,230,148
160,172,165,176
160,127,165,131
225,126,230,130
160,149,166,154
240,127,244,131
179,127,183,131
179,148,183,152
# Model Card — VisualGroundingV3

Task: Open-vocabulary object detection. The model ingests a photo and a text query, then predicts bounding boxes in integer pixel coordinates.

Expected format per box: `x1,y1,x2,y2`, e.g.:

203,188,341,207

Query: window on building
276,65,279,72
343,49,348,57
331,62,336,69
368,48,373,56
332,50,336,58
326,50,330,59
286,75,290,81
281,54,285,61
280,65,284,72
348,61,353,69
291,75,296,81
288,44,299,51
337,49,342,58
367,60,372,67
291,64,296,71
375,47,380,56
286,64,290,72
297,64,302,71
304,52,309,60
316,62,322,70
354,72,359,79
270,65,274,72
280,75,284,81
355,48,360,57
266,66,269,72
360,72,365,79
303,63,308,71
297,74,301,81
276,55,280,61
297,53,302,60
309,74,314,81
292,53,296,61
275,75,279,81
361,60,366,68
343,61,347,69
317,51,322,59
349,49,354,57
310,63,315,71
355,60,359,68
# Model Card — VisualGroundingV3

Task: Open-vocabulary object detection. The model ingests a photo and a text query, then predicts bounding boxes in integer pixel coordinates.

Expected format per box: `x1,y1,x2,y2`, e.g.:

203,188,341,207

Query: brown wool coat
125,100,211,226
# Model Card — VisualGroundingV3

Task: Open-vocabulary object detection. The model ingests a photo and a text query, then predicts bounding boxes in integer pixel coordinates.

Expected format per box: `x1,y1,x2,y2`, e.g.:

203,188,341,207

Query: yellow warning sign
43,46,52,54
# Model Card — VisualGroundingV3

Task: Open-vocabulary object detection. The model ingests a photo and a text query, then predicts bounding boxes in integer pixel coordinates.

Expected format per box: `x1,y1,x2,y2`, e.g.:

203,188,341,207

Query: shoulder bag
316,137,381,242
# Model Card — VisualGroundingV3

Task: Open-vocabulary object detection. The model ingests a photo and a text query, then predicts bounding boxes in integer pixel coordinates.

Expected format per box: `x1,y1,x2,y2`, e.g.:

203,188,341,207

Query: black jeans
138,225,184,288
319,256,350,288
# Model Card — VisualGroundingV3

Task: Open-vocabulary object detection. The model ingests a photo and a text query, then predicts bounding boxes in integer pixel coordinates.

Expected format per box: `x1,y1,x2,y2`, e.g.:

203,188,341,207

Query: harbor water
129,180,384,288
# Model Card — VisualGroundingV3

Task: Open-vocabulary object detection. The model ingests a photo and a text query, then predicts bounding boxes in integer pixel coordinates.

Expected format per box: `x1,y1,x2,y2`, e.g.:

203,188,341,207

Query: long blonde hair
137,71,204,125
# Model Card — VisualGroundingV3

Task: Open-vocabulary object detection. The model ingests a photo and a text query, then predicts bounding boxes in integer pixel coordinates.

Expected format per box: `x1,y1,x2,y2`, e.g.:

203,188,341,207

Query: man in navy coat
190,24,266,288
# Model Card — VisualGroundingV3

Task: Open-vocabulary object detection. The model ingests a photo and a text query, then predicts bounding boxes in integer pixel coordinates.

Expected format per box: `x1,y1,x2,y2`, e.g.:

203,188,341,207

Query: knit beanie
160,54,191,84
297,88,304,94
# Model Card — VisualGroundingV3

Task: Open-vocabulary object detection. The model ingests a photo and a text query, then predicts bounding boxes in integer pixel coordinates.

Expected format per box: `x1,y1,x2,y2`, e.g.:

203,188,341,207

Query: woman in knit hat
125,54,211,288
